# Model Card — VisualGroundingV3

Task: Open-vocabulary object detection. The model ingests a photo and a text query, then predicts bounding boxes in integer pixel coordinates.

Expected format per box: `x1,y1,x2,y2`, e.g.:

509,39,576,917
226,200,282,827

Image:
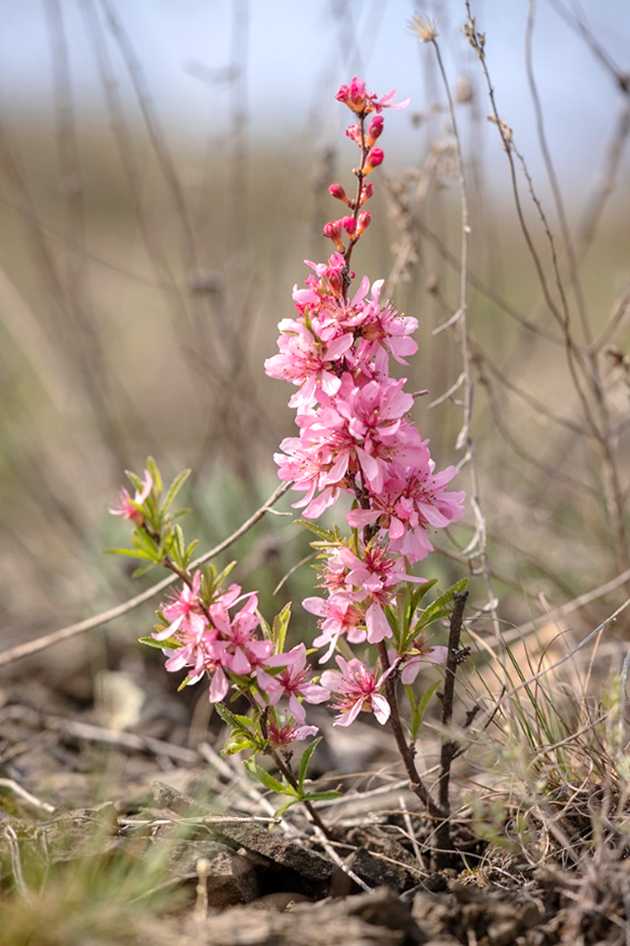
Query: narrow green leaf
245,761,296,796
301,790,342,802
145,456,163,496
107,547,154,561
138,635,179,651
162,468,191,512
416,578,469,630
274,797,301,818
410,682,440,739
272,602,292,654
297,736,321,792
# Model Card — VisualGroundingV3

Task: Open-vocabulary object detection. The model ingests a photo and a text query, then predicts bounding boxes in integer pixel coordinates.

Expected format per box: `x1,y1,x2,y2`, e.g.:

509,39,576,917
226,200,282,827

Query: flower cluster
265,77,464,725
153,574,328,733
113,79,465,822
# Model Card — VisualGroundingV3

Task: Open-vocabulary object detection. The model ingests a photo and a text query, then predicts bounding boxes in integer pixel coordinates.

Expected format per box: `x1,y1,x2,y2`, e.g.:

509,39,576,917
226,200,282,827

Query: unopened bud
323,219,345,251
359,182,374,206
342,215,357,235
345,123,362,146
363,147,384,175
328,182,348,203
367,115,384,145
357,210,372,235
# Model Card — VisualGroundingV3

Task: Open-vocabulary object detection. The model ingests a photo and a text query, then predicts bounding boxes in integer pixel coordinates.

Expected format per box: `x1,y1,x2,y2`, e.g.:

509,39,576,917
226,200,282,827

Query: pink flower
268,712,319,748
320,656,391,726
257,644,329,723
164,636,230,703
336,76,410,115
154,570,206,640
273,435,343,520
156,583,269,704
109,469,152,524
264,318,353,409
303,593,366,662
336,545,426,643
399,641,449,685
347,457,465,563
209,591,268,675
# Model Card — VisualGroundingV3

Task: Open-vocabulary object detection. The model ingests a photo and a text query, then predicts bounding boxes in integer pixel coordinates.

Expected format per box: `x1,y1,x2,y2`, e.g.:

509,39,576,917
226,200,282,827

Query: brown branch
435,591,468,869
377,643,444,821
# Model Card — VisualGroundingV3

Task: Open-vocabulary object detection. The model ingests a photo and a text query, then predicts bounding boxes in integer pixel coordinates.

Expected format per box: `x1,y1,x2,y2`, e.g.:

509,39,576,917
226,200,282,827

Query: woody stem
377,642,445,821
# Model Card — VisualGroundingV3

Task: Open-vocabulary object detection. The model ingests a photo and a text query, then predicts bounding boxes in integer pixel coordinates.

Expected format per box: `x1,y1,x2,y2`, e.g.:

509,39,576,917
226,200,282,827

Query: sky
1,0,629,187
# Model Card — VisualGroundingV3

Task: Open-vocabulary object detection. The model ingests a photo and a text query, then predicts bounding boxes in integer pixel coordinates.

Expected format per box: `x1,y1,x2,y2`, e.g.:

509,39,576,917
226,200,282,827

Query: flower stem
377,642,444,821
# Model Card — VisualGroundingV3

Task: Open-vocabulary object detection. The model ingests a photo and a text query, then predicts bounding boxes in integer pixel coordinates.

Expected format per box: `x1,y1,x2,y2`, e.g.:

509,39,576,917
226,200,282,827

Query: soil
1,658,628,945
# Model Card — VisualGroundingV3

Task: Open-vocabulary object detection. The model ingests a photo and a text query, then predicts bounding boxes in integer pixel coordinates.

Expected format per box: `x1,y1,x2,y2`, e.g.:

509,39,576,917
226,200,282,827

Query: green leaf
213,560,237,591
224,735,257,756
302,789,341,802
258,611,272,639
215,702,246,731
162,469,191,512
274,797,302,818
245,761,296,797
145,457,163,496
294,519,340,542
297,737,321,792
107,547,155,562
132,529,161,560
138,635,179,650
408,681,440,739
415,578,469,631
272,602,292,654
410,578,438,613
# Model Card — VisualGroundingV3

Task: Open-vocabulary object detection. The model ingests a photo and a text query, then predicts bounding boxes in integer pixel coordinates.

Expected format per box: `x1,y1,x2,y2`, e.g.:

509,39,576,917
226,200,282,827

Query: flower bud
328,182,348,204
345,123,362,146
367,115,384,145
365,147,384,174
359,182,374,206
323,219,345,251
342,215,357,235
357,210,372,235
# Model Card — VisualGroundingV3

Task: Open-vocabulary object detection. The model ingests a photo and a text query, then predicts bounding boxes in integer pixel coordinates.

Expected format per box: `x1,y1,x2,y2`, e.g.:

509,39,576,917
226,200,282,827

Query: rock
162,840,259,908
346,829,422,893
207,820,333,889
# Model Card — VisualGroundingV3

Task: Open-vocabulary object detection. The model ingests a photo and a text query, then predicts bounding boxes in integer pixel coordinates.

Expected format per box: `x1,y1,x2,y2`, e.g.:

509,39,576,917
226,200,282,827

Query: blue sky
2,1,629,185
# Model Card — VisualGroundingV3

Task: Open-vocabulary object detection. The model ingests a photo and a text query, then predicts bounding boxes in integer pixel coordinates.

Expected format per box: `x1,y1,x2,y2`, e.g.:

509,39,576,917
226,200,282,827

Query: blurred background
1,0,629,696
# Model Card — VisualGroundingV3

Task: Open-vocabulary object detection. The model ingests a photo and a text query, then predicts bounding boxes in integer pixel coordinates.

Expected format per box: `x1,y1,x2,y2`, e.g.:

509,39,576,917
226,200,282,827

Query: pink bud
323,219,345,251
345,123,362,146
357,211,372,234
328,182,348,203
342,215,357,235
368,115,384,144
363,147,384,176
359,182,374,206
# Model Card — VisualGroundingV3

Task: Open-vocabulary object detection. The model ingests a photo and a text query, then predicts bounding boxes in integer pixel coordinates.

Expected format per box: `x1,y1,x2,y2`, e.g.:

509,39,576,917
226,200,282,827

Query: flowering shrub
109,77,467,831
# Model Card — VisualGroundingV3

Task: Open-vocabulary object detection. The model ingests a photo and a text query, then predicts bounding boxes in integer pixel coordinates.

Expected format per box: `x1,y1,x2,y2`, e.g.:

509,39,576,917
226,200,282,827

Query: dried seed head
409,15,438,43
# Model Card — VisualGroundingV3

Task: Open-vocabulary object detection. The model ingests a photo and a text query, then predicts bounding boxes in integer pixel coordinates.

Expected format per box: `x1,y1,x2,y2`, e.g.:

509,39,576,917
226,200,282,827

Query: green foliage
271,602,292,654
394,577,469,653
107,459,193,575
405,681,440,740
